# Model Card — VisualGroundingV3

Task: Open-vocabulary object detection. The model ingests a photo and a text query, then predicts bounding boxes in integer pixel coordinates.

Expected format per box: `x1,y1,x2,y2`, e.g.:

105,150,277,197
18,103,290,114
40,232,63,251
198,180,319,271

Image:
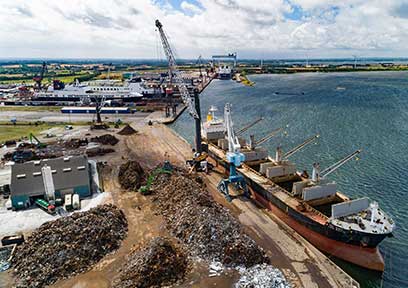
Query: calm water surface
171,72,408,288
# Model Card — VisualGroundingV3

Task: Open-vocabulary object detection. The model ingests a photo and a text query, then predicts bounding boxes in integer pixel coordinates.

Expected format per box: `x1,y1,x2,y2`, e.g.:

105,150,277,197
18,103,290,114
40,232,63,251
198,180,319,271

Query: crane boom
236,117,264,136
155,19,198,119
224,103,241,153
33,61,47,90
254,128,282,147
321,150,361,178
283,134,319,159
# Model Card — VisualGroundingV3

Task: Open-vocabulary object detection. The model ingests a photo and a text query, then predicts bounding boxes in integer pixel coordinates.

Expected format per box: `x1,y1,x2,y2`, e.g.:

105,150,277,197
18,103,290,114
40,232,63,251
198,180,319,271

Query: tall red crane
32,61,47,90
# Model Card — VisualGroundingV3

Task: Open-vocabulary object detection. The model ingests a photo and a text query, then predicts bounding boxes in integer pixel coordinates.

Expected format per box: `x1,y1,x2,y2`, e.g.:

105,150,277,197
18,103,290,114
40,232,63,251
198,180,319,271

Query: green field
0,106,61,112
0,123,63,143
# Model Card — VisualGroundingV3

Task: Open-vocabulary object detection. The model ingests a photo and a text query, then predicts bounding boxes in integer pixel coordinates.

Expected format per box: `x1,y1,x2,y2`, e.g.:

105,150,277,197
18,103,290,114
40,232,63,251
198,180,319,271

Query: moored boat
202,105,395,271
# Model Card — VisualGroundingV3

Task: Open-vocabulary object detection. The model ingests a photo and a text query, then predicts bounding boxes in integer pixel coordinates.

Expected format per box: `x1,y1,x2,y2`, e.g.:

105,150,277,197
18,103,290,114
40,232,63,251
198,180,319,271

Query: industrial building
10,155,91,210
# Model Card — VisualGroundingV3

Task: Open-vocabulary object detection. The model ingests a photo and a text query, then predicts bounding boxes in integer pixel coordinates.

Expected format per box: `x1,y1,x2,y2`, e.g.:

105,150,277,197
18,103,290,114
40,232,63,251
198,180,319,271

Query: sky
1,0,408,59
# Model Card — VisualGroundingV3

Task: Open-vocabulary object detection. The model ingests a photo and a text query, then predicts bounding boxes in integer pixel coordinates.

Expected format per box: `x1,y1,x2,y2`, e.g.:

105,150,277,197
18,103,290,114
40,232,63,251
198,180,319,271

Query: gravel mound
118,160,145,191
90,134,119,145
112,237,187,288
150,171,269,267
11,204,128,288
118,124,137,135
235,264,291,288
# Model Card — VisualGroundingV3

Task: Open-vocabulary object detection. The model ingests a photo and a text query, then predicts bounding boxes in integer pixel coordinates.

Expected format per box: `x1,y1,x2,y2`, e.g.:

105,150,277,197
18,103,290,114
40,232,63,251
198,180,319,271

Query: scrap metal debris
86,147,115,157
90,134,119,146
209,261,224,277
112,237,187,288
150,171,269,267
11,204,128,288
0,246,14,272
118,160,145,191
235,264,291,288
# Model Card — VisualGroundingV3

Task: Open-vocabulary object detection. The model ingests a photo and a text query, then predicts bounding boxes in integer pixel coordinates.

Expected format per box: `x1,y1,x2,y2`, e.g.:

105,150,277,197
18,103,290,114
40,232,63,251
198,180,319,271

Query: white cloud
0,0,407,59
181,1,203,14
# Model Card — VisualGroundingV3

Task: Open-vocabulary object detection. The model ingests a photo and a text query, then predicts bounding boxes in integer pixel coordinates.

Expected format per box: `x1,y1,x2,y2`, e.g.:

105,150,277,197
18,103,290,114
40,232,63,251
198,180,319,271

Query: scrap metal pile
11,204,128,288
112,237,187,288
119,160,145,191
235,264,291,288
150,171,269,267
90,134,119,146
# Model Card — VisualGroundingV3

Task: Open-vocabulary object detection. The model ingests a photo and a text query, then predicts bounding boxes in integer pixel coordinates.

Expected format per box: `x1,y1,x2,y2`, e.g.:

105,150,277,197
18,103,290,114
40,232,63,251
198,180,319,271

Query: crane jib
155,19,199,119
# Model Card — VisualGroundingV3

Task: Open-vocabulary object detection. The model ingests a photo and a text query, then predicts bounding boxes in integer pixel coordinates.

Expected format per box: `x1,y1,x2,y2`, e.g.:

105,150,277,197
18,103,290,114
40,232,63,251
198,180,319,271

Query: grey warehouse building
10,155,91,210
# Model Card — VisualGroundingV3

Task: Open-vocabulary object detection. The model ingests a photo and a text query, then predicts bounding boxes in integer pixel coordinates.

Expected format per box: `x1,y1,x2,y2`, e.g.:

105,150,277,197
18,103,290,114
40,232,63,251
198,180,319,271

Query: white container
72,194,80,210
64,194,73,211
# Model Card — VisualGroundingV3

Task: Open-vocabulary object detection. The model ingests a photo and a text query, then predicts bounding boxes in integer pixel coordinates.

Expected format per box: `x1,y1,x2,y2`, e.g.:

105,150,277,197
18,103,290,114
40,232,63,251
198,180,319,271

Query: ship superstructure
212,53,237,80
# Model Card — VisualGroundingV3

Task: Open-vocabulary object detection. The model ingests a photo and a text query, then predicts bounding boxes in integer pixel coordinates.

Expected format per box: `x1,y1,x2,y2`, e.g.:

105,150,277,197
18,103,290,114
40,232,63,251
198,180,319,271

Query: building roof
10,155,90,197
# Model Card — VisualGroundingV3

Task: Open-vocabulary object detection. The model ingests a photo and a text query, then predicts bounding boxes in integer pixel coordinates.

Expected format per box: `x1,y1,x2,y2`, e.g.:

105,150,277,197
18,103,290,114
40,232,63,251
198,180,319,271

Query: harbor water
171,71,408,288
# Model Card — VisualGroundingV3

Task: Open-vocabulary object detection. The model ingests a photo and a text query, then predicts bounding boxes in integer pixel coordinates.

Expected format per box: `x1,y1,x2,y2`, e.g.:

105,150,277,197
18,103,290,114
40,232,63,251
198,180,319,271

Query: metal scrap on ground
235,263,291,288
11,204,128,288
90,134,119,146
118,160,145,191
112,237,188,288
150,170,270,267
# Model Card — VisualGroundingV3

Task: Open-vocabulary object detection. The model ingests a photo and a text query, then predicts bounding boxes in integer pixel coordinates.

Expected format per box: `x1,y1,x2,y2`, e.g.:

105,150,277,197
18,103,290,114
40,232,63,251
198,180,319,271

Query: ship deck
209,143,330,225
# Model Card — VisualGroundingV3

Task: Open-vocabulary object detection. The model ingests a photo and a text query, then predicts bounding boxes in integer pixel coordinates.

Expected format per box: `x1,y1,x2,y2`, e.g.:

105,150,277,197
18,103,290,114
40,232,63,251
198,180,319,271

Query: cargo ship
202,106,395,271
31,78,159,104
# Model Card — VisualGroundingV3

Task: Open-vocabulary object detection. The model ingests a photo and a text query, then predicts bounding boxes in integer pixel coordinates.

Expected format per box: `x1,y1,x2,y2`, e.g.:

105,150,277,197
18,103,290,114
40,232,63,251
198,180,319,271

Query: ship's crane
312,149,361,182
247,128,282,150
156,19,203,154
236,117,264,136
33,61,47,91
217,103,249,201
275,134,319,162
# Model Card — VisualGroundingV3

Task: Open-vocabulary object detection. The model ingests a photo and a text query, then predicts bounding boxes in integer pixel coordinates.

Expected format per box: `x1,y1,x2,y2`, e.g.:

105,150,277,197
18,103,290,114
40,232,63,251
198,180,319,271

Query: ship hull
218,73,232,80
207,149,387,271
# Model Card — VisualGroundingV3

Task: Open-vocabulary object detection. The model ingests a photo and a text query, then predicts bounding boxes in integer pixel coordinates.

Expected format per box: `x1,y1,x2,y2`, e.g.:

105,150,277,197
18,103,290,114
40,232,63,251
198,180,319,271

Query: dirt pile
11,204,128,288
86,147,115,157
63,138,88,149
118,160,145,190
117,124,137,135
90,134,119,146
112,237,187,288
150,172,269,268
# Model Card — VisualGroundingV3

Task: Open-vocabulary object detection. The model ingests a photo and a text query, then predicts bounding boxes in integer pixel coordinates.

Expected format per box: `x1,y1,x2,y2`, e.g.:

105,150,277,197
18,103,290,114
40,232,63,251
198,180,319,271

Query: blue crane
217,103,249,201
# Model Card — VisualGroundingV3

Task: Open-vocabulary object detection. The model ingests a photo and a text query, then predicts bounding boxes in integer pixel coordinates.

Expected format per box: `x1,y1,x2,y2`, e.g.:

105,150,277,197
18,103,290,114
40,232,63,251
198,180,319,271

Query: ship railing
302,201,329,220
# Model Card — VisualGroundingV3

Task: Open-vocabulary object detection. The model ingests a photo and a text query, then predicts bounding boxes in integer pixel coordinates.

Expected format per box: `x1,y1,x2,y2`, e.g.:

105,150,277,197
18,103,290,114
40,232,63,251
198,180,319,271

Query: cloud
0,0,408,59
15,5,33,17
181,1,204,14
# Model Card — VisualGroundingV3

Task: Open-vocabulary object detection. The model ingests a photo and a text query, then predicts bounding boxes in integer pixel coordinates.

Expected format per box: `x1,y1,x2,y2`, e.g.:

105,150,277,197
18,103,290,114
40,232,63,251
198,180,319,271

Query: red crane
32,61,47,90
